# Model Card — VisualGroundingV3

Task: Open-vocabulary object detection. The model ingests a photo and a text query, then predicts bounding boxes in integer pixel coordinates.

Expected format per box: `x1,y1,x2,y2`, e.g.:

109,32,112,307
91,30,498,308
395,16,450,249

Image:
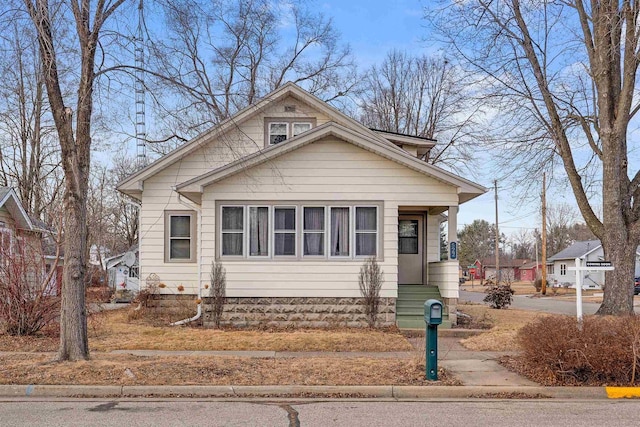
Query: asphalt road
459,289,602,316
0,399,639,426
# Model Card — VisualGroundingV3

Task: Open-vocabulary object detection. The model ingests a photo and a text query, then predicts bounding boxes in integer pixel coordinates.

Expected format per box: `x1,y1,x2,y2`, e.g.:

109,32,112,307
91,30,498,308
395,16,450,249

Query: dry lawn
457,304,548,352
0,353,458,386
0,308,413,353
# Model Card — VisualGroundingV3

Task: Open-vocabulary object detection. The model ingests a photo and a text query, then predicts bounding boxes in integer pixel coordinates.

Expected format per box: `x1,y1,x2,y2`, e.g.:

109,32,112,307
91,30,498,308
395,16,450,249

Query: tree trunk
58,190,89,360
598,239,636,315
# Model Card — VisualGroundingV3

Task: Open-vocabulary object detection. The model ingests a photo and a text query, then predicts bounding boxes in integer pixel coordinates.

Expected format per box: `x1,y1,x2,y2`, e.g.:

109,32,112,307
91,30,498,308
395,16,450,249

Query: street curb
0,385,611,399
605,387,640,399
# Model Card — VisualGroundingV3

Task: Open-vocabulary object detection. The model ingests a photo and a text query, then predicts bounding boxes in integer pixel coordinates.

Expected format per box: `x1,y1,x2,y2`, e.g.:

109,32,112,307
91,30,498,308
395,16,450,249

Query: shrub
533,278,542,292
0,237,60,335
483,284,514,309
518,315,640,385
358,257,384,327
209,261,227,328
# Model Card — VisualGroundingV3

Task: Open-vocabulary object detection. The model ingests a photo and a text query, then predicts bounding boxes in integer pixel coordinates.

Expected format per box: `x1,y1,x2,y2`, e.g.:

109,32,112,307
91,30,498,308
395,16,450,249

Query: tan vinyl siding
200,137,458,298
138,97,325,293
426,214,441,263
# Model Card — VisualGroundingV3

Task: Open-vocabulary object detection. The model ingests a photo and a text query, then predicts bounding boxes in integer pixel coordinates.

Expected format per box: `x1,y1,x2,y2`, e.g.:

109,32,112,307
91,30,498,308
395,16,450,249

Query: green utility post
424,299,443,381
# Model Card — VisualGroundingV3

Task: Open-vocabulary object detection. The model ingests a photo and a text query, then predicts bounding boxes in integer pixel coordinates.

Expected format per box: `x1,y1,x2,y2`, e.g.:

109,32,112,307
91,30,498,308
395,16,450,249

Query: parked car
634,277,640,295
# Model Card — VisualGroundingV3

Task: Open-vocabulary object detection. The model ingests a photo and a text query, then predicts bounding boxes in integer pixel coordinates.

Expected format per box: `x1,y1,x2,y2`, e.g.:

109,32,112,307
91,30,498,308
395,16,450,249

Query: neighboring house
117,83,486,327
547,240,640,289
519,261,542,282
0,187,61,295
478,258,532,282
106,245,139,293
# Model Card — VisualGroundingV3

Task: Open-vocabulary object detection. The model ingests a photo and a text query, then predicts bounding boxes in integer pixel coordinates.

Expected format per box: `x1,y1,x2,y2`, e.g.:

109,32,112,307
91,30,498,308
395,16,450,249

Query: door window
398,220,418,254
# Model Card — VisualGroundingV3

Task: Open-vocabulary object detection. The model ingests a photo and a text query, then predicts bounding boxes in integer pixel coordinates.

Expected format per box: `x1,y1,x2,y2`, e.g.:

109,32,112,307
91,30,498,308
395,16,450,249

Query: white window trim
268,122,289,145
328,206,352,259
247,205,271,258
292,122,313,137
560,263,567,276
273,205,297,257
302,205,327,258
354,205,379,258
220,205,245,258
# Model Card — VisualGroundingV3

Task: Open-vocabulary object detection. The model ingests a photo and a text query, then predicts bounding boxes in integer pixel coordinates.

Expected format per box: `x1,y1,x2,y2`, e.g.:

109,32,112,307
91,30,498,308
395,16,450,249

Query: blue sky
318,0,544,235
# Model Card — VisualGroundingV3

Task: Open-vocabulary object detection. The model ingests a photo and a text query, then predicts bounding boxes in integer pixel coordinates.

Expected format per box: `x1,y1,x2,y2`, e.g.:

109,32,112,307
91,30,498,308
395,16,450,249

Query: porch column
448,206,458,260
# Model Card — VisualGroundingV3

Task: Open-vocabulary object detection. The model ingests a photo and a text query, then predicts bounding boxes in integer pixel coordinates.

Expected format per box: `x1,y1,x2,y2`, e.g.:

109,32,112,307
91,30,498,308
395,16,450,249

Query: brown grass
457,304,548,352
510,315,640,386
0,353,458,386
0,308,413,353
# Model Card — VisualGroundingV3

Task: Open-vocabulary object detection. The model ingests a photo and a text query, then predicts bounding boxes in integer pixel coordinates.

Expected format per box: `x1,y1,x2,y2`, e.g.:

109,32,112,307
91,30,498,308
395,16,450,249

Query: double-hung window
165,211,196,263
355,207,377,256
274,207,296,256
249,206,269,257
266,119,315,146
221,206,244,256
303,207,325,256
268,123,288,145
330,207,350,257
218,203,379,260
560,264,567,276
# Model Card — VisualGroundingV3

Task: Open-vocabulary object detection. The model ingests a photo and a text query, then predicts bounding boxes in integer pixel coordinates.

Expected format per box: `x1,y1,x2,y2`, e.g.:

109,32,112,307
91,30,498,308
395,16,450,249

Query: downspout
170,191,203,326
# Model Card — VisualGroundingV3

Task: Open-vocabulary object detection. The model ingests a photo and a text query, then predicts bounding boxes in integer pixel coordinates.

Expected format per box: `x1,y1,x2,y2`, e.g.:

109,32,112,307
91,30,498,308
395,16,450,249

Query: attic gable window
269,123,288,145
265,118,316,146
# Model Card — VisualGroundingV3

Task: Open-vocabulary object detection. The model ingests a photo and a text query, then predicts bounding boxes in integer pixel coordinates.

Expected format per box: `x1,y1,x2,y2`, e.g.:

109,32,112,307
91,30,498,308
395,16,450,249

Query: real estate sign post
570,258,614,323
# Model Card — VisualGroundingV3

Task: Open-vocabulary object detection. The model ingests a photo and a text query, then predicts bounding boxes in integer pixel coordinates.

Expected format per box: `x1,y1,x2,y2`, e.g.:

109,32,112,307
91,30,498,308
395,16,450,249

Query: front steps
396,285,451,329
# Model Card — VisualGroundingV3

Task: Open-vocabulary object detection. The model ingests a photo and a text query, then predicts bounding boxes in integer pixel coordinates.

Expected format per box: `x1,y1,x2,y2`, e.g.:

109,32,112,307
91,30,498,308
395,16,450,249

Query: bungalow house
547,240,640,289
0,187,61,295
117,83,486,327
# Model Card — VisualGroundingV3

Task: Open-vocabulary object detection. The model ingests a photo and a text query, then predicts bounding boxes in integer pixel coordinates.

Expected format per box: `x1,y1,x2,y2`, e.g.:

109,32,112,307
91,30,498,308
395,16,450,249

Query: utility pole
494,180,500,284
541,173,547,294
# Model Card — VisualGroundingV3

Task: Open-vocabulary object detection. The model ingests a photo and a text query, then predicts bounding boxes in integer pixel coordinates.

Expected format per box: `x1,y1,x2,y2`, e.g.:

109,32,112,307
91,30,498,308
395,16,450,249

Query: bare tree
143,0,359,152
22,0,127,361
429,1,640,314
359,50,479,173
0,19,63,219
509,229,534,260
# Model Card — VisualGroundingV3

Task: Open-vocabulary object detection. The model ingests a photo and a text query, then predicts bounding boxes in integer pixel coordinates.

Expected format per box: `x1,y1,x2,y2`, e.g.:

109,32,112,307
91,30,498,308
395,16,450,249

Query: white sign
570,258,614,323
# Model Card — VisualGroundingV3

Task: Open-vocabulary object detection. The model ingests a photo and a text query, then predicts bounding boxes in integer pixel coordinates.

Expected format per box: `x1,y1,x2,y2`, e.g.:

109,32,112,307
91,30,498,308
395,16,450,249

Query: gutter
170,191,203,326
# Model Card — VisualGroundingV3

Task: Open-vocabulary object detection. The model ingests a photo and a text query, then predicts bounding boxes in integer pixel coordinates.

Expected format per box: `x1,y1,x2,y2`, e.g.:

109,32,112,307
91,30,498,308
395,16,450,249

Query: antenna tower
134,0,147,168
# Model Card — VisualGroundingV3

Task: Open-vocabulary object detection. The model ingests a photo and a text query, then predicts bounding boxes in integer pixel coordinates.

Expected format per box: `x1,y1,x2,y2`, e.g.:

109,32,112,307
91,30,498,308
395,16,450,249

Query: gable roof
117,82,398,196
547,240,602,261
0,187,34,230
175,121,487,204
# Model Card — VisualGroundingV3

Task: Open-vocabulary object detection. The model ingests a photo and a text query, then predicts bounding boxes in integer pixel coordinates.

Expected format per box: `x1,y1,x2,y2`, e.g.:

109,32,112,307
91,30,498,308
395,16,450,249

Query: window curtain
304,207,324,256
356,207,377,256
331,207,349,256
274,208,295,256
222,207,243,256
250,207,269,256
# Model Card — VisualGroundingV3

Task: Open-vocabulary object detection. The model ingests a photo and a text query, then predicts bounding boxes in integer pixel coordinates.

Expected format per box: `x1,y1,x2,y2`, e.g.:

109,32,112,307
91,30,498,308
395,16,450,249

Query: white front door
398,215,423,285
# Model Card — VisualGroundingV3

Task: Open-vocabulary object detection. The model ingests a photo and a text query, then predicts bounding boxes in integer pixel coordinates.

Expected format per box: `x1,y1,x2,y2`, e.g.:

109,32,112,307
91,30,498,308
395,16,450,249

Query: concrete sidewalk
0,333,532,388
